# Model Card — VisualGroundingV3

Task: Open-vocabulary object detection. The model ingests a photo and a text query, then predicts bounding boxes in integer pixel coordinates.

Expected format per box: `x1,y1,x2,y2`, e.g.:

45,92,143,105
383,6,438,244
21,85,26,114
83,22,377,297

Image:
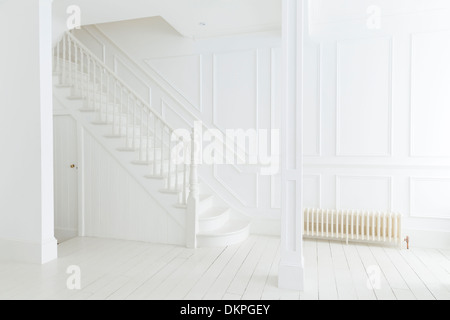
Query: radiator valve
404,236,410,250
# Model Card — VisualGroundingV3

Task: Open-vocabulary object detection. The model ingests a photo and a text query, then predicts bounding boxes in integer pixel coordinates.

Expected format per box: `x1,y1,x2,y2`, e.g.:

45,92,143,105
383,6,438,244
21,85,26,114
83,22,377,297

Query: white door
53,115,78,243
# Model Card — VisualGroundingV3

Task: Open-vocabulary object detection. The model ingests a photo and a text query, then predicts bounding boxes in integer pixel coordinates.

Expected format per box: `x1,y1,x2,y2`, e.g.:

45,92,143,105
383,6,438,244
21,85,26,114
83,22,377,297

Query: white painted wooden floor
0,235,449,300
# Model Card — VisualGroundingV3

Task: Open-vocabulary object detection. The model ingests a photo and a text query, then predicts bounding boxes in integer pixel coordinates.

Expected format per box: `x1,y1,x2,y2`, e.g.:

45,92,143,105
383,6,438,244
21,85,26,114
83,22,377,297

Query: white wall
0,0,57,263
303,0,450,246
73,2,450,246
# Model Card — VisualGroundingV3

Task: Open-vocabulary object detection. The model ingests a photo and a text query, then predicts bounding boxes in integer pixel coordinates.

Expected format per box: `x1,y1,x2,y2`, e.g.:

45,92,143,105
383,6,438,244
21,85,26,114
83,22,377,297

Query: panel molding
113,54,152,105
212,49,259,132
335,37,394,158
300,43,322,157
145,54,203,113
409,177,450,220
213,165,259,208
161,98,193,127
335,175,393,211
409,30,450,158
83,27,106,64
303,174,322,208
270,47,281,210
270,175,281,209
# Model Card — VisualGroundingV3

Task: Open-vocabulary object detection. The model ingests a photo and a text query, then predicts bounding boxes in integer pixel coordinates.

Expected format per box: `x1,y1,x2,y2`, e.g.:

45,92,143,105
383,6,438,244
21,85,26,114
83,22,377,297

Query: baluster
62,35,66,84
126,91,130,148
153,115,157,175
68,36,72,85
80,49,84,98
112,79,116,135
175,136,181,192
93,62,97,111
99,67,103,122
119,87,124,137
139,103,143,161
146,111,150,164
106,72,110,123
160,121,164,176
74,42,78,95
86,56,91,109
182,149,188,205
132,96,136,151
186,128,199,248
167,130,173,190
56,39,60,75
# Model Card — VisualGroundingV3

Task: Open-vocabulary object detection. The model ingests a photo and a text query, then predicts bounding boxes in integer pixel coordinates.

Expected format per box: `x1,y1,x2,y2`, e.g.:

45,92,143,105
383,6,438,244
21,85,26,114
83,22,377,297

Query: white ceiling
53,0,281,38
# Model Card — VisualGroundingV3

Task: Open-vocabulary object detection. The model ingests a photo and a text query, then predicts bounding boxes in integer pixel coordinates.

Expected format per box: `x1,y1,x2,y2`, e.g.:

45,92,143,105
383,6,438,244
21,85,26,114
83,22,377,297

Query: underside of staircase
53,32,250,248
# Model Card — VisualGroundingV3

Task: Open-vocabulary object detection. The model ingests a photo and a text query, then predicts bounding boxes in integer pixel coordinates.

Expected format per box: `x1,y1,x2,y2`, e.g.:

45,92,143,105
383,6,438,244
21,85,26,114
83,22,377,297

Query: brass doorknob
70,164,77,169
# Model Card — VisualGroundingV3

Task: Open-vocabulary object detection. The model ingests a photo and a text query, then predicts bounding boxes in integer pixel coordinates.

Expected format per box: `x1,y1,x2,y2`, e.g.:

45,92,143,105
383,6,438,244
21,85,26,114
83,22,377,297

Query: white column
0,0,57,264
278,0,305,291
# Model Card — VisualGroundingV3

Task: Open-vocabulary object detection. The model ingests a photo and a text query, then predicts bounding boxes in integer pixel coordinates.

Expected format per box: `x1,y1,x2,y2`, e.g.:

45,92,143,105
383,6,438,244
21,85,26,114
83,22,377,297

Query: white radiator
304,208,402,246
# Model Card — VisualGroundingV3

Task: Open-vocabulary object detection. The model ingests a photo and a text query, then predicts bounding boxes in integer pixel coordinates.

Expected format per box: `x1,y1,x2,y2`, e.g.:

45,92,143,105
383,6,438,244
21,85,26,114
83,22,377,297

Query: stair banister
63,32,171,131
56,31,201,248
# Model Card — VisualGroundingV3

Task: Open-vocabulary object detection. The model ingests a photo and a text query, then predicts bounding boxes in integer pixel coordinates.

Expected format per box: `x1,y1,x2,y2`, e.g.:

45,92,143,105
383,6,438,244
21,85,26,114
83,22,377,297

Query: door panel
53,115,78,243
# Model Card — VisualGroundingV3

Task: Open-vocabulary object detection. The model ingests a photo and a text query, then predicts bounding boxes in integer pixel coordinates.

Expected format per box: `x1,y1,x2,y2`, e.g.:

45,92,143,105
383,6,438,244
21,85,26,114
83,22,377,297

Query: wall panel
336,37,392,157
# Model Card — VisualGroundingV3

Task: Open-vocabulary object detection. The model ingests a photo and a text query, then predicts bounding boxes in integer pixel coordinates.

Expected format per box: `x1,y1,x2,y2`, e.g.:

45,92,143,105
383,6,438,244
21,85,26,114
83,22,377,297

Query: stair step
67,95,83,100
197,219,250,248
199,194,215,214
55,83,72,88
199,207,231,233
200,207,230,220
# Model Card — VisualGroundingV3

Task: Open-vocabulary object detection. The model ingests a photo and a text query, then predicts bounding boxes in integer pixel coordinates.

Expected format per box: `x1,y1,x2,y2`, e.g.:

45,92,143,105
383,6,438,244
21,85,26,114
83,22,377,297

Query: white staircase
53,32,249,248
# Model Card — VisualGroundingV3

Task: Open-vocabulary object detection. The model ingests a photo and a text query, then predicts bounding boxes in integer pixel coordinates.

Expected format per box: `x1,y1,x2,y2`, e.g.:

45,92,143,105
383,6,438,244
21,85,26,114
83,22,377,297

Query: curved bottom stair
197,218,250,248
195,193,250,248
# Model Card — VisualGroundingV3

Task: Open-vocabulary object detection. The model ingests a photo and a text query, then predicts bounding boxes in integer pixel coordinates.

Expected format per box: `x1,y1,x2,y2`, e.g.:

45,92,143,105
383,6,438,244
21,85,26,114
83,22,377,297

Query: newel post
186,128,199,248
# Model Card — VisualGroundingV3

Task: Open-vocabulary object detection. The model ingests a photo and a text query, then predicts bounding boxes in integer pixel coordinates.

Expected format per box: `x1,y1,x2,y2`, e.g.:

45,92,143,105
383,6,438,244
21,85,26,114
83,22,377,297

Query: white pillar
278,0,305,291
0,0,57,264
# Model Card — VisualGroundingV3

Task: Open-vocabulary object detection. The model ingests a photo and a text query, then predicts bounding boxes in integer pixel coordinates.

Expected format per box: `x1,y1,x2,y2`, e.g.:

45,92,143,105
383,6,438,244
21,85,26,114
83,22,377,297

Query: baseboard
0,237,57,264
250,218,450,249
402,228,450,249
55,228,78,244
249,218,281,236
278,261,305,291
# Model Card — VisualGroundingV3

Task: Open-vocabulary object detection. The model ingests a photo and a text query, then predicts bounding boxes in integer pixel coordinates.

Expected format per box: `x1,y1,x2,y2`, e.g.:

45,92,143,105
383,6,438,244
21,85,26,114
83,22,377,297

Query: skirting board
250,218,281,236
402,228,450,250
0,237,57,264
55,228,78,244
250,218,450,249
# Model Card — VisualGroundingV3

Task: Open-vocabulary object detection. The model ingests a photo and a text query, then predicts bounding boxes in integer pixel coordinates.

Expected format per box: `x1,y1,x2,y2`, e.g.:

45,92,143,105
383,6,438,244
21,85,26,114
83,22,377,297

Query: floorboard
0,236,448,300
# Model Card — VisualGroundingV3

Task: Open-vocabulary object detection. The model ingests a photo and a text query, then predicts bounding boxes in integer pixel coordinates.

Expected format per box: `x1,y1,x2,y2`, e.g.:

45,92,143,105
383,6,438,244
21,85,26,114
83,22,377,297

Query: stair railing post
186,128,199,249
